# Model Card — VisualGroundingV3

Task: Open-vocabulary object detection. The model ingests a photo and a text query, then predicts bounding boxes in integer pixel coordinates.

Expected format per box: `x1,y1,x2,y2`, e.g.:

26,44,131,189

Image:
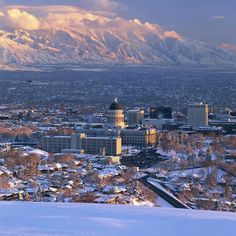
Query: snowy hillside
0,202,236,236
1,7,236,69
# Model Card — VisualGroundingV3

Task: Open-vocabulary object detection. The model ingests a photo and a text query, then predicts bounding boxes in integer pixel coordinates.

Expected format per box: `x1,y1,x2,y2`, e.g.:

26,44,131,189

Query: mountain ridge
1,8,236,70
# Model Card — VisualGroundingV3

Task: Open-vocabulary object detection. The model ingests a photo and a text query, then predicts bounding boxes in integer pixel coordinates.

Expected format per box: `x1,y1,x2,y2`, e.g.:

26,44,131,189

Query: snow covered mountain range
0,7,236,70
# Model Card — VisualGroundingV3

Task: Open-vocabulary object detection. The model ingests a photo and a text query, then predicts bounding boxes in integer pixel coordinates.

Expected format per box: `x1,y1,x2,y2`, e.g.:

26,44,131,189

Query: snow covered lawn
0,202,235,236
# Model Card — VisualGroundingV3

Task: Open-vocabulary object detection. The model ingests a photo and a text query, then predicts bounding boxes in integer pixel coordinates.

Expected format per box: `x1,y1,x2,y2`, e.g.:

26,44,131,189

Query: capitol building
42,98,156,156
106,98,125,128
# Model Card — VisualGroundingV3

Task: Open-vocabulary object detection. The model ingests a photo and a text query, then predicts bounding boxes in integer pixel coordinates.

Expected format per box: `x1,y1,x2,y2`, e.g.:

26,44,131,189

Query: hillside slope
0,202,235,236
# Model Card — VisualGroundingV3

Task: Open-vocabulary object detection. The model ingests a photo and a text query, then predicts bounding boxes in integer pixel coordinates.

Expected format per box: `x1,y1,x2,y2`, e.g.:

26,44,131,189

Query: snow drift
0,202,236,236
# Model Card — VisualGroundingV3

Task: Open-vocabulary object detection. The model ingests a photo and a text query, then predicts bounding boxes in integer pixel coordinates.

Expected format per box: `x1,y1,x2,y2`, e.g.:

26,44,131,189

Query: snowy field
0,202,236,236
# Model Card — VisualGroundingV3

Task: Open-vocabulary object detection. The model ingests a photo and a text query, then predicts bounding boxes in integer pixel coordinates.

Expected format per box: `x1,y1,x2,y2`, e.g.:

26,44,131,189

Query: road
139,176,191,209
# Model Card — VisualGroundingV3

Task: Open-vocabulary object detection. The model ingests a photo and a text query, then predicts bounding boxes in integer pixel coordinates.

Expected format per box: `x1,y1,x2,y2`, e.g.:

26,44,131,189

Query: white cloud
212,16,225,20
0,5,183,42
80,0,124,11
12,6,143,32
162,31,183,40
0,8,40,30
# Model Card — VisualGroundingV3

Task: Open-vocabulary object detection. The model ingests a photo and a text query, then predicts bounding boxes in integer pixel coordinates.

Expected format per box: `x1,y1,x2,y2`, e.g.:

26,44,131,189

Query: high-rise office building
127,109,144,126
188,102,209,128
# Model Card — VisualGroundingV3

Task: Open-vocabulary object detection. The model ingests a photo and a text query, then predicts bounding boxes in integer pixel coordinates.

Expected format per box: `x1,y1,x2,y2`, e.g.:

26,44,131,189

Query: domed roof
109,98,123,110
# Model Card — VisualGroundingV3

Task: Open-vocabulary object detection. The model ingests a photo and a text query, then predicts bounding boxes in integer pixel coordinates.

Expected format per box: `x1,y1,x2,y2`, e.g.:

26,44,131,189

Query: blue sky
1,0,235,46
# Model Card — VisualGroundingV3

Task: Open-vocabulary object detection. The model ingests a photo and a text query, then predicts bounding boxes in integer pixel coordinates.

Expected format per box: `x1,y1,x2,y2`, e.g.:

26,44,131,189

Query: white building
121,127,157,146
188,102,209,128
106,98,125,128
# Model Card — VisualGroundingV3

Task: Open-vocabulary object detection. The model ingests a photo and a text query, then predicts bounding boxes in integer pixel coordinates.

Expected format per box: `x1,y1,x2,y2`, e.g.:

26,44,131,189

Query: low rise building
121,127,156,146
42,134,121,156
143,118,175,130
42,136,71,153
81,136,122,156
209,119,236,134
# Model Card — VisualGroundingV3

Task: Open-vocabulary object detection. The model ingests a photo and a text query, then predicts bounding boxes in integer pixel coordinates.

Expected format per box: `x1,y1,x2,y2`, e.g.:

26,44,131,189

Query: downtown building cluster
42,99,156,156
41,99,234,157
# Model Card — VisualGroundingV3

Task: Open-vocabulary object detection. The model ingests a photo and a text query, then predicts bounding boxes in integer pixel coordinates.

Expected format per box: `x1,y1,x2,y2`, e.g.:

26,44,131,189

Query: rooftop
109,98,123,110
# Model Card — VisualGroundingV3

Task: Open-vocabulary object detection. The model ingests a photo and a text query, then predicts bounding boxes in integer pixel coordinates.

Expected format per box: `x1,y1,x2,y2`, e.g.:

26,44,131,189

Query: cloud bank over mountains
1,0,236,47
1,5,236,69
0,8,40,30
0,5,179,39
0,5,185,45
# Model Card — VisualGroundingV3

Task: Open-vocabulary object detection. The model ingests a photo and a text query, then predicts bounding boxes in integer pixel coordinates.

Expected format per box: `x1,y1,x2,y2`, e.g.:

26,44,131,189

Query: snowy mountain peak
0,6,236,69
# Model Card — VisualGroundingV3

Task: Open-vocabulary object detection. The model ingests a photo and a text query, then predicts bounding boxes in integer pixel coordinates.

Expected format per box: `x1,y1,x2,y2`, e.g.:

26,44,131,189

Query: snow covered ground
157,196,174,208
0,202,235,236
168,167,228,181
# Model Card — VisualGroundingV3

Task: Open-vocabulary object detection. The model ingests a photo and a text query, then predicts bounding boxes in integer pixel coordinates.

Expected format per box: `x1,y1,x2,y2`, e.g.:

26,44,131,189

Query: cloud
0,0,124,12
0,5,118,31
77,0,124,12
10,5,144,32
162,31,183,40
0,5,183,42
0,8,40,30
212,16,225,20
